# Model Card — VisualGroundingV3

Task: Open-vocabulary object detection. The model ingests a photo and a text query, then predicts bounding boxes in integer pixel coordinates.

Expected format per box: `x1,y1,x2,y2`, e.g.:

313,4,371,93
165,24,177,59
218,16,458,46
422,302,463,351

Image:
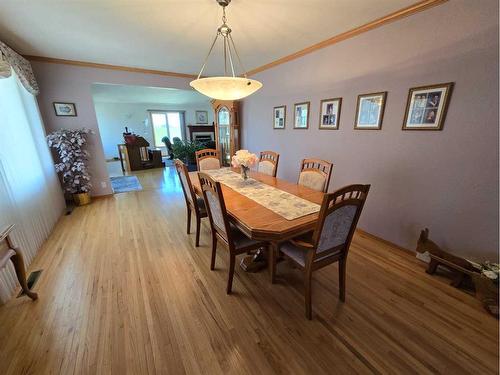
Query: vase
240,166,249,180
73,192,91,206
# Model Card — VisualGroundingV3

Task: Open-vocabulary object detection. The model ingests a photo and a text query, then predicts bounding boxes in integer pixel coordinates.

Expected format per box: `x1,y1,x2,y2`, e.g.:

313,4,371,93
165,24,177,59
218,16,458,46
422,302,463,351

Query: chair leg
339,258,346,302
226,253,236,294
186,208,192,234
10,250,38,301
304,269,313,320
195,216,201,247
210,233,217,270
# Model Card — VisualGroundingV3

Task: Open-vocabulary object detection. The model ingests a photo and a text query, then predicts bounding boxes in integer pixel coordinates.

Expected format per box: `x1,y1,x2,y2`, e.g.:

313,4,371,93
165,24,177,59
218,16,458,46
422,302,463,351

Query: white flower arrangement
47,128,93,194
231,150,258,169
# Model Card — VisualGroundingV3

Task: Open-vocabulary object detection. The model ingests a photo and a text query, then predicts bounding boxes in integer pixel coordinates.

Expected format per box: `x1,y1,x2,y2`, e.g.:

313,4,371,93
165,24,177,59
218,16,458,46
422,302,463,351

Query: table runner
204,169,320,220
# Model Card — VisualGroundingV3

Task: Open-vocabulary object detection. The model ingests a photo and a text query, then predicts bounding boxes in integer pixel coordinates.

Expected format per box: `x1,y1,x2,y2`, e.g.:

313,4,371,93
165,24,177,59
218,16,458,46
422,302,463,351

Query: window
149,111,184,147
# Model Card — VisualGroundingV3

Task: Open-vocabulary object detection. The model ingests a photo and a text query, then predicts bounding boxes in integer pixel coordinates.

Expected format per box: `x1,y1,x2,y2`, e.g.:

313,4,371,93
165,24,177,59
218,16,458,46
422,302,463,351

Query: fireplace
187,124,215,143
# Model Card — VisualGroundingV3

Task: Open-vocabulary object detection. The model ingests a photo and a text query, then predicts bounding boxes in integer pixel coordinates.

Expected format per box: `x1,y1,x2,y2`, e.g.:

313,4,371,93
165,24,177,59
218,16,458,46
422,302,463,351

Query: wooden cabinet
212,100,240,166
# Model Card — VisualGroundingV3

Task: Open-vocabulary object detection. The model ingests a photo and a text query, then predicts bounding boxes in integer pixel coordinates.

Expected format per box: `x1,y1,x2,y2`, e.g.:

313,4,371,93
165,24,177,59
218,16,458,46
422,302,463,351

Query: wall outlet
101,181,107,189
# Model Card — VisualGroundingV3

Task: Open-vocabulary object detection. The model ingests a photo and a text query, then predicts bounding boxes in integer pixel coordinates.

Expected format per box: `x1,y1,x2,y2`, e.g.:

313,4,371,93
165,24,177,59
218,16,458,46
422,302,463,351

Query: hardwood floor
0,166,497,374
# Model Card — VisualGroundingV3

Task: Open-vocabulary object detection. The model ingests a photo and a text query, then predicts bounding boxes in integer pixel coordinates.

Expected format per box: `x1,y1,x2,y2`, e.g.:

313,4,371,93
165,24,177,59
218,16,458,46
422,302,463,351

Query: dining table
188,168,326,282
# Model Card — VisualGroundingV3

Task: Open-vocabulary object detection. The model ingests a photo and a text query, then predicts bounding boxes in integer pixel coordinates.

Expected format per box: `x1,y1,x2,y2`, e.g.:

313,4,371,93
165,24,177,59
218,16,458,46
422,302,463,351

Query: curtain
0,70,65,303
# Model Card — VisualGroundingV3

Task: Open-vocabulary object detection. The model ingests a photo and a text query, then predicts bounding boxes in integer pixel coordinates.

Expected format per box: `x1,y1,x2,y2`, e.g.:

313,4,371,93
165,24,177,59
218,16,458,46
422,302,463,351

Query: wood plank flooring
0,167,497,374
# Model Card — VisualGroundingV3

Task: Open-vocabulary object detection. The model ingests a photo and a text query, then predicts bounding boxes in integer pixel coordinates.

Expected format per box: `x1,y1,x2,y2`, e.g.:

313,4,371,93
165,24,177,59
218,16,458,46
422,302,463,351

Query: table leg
268,242,278,284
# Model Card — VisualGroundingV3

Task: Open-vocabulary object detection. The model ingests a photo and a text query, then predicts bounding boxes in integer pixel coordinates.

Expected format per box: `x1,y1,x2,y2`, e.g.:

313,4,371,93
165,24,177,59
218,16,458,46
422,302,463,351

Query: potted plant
469,261,499,317
172,139,205,171
47,128,93,206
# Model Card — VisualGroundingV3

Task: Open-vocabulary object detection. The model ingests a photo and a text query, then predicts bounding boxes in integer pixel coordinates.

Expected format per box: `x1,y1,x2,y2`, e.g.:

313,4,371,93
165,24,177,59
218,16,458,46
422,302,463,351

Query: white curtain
0,71,65,303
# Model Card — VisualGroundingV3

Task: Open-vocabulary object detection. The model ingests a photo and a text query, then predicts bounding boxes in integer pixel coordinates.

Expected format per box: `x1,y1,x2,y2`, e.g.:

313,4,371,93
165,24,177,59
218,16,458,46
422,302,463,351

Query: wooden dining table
188,168,326,282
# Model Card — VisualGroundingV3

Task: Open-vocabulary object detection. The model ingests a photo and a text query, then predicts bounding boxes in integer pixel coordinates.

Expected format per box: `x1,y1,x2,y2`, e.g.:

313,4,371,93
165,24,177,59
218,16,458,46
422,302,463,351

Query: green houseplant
172,139,205,170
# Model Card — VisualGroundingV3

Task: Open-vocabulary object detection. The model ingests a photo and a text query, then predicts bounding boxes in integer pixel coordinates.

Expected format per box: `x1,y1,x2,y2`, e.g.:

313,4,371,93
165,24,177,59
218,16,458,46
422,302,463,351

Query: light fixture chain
228,33,248,78
226,37,236,77
196,32,220,79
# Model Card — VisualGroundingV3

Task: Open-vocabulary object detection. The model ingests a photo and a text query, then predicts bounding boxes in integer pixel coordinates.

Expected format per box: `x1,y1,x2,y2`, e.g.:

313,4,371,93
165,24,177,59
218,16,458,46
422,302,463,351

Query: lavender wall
33,61,194,195
241,0,499,260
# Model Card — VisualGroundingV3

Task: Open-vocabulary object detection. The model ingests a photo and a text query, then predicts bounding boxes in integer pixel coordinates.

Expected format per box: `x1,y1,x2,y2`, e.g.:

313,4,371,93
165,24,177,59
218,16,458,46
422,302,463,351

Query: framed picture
354,92,387,130
195,110,208,124
53,102,77,117
402,82,453,130
273,105,286,129
319,97,342,130
294,102,310,129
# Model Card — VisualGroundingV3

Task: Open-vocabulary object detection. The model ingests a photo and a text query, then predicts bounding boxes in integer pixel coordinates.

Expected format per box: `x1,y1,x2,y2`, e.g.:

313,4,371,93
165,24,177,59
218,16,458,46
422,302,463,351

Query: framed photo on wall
294,102,310,129
319,97,342,130
195,110,208,124
354,92,387,130
273,105,286,129
53,102,77,117
402,82,453,130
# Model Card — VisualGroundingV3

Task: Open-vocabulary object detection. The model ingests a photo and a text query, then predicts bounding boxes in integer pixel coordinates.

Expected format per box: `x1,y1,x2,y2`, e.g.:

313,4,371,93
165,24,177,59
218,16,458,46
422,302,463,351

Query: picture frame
402,82,454,130
354,92,387,130
273,105,286,129
293,101,310,129
319,97,342,130
195,110,208,124
53,102,77,117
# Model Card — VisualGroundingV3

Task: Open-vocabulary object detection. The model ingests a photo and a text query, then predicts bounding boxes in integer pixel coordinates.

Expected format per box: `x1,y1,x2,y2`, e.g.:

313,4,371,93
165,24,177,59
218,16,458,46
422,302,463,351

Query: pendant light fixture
190,0,262,100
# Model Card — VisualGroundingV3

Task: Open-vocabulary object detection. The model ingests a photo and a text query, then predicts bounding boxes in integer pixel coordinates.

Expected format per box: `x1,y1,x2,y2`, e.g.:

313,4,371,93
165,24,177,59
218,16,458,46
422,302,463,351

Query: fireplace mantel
187,124,215,141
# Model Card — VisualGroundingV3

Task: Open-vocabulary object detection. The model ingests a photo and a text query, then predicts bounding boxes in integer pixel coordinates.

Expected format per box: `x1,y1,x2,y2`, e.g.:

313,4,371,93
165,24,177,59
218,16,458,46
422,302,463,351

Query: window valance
0,41,39,96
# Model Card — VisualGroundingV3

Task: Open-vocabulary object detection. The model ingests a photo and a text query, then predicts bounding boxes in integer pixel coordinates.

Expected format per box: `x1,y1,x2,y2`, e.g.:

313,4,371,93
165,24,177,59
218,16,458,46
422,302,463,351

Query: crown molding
24,55,197,79
24,0,447,80
246,0,448,76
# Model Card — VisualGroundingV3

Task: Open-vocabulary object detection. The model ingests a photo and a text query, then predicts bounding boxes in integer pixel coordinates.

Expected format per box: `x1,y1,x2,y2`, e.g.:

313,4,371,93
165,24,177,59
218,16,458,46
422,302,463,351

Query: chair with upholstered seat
298,158,333,193
274,184,370,319
258,151,280,177
196,148,221,171
174,159,207,247
198,172,267,294
0,224,38,300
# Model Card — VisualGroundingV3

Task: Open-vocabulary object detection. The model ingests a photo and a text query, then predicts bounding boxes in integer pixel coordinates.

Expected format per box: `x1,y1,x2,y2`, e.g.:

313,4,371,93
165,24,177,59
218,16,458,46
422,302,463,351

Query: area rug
110,176,143,193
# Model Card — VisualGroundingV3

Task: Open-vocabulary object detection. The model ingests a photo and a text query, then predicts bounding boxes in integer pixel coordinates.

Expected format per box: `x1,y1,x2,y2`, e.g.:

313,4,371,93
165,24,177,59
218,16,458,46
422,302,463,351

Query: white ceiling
91,83,210,104
0,0,417,76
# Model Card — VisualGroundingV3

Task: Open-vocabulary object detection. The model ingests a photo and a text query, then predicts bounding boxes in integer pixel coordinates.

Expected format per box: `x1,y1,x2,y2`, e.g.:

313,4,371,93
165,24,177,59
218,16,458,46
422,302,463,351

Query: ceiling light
190,0,262,100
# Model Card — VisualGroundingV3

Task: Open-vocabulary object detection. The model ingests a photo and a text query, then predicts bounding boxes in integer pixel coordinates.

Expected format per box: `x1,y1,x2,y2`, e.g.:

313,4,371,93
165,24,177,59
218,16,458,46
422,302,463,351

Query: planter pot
472,273,499,317
73,192,91,206
186,162,198,172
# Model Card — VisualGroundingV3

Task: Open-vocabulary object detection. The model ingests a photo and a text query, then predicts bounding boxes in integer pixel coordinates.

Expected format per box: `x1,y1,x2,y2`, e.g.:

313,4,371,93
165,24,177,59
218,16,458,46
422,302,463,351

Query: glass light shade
190,76,262,100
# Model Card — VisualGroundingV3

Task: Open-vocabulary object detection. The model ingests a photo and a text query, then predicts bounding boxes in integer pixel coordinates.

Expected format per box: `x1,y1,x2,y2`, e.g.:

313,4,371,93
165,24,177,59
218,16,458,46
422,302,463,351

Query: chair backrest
258,151,280,177
174,159,198,210
310,184,370,260
196,148,221,171
198,172,233,245
298,158,333,193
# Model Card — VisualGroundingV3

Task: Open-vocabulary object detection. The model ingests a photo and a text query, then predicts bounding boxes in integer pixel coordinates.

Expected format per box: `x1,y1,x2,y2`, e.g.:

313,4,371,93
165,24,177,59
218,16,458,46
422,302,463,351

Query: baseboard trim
355,228,416,256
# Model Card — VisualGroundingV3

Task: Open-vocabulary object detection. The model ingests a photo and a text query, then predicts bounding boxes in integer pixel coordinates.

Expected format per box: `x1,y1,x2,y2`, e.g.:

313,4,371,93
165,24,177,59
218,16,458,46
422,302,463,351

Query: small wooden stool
0,224,38,300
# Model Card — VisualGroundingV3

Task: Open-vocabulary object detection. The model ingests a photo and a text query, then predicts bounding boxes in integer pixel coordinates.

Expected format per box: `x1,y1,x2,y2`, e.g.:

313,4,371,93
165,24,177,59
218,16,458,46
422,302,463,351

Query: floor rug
110,175,143,193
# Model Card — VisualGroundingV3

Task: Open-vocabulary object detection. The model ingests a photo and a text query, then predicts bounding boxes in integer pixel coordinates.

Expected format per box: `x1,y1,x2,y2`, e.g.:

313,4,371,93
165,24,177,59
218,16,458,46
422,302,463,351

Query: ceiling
91,83,210,104
0,0,418,76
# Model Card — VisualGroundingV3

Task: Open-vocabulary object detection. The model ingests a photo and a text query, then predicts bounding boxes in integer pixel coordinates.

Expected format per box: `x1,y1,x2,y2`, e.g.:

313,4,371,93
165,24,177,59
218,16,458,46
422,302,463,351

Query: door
149,111,185,148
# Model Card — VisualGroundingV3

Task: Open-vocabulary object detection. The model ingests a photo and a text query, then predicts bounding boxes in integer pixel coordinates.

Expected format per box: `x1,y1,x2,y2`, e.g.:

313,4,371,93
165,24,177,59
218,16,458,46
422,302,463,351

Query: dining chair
1,224,38,300
258,151,280,177
274,184,370,319
174,159,207,247
195,148,221,171
298,158,333,193
198,172,267,294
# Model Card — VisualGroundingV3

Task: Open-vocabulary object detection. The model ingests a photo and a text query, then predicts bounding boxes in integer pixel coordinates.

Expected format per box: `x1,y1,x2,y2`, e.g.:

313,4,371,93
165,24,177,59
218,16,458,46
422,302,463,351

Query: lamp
190,0,262,100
